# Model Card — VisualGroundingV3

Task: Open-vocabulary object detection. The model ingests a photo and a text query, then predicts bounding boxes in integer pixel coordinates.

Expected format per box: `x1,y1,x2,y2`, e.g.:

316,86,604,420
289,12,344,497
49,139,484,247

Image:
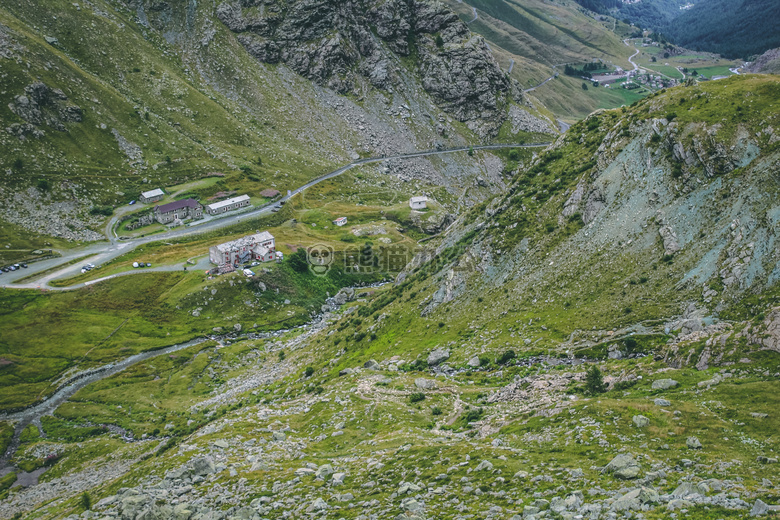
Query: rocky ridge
216,0,550,137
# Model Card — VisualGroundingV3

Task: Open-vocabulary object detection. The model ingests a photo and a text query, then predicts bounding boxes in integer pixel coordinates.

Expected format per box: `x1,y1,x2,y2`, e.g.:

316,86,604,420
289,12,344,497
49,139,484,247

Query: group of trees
564,61,607,79
576,0,780,60
664,0,780,59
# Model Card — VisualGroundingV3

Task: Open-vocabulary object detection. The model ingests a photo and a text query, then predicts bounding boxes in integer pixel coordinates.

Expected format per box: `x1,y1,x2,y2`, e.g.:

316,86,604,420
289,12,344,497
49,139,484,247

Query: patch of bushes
497,350,516,365
410,392,426,403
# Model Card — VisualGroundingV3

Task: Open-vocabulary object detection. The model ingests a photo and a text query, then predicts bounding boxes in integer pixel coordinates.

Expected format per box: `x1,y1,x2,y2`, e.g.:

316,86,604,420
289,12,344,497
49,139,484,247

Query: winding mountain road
624,39,640,73
1,142,551,291
523,73,557,93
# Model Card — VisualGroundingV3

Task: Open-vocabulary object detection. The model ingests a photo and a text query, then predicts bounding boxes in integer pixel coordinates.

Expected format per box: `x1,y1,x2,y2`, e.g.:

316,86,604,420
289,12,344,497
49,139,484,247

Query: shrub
497,350,516,365
410,392,426,403
304,366,314,378
431,406,442,416
288,249,309,273
80,491,92,511
462,407,483,423
585,365,606,395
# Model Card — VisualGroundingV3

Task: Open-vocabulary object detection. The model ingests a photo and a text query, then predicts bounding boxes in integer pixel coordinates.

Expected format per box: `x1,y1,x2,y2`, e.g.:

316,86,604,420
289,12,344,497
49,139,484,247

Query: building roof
154,198,201,213
410,196,428,203
206,194,250,211
141,188,165,199
214,232,274,253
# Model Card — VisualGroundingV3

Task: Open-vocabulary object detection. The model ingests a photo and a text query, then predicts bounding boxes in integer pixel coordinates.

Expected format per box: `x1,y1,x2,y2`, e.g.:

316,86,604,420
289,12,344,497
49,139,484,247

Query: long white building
206,194,251,215
209,231,275,266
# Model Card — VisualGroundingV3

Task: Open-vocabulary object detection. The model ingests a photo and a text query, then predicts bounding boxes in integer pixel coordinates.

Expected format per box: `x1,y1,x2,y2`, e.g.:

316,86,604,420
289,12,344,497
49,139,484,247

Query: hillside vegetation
1,75,778,520
0,0,554,254
664,0,780,59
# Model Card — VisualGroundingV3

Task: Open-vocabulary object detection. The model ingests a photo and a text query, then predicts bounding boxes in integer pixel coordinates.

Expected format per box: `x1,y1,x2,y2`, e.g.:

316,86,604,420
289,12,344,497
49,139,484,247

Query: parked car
20,263,27,268
129,200,136,205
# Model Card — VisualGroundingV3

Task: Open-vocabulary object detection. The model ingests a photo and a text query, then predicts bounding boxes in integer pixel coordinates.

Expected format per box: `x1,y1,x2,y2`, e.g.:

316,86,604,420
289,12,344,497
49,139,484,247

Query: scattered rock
427,348,450,366
686,436,703,449
651,379,678,390
414,378,437,390
364,359,381,370
475,460,493,472
604,454,640,479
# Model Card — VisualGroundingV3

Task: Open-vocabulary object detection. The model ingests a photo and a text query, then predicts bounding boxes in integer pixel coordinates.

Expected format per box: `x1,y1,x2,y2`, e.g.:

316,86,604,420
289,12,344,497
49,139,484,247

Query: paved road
523,73,557,93
1,142,551,291
624,39,640,73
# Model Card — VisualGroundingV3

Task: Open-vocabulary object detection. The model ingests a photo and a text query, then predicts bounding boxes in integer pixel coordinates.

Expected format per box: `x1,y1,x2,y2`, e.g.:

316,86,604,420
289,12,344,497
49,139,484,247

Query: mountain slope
384,74,780,355
665,0,780,59
0,0,555,247
1,76,779,520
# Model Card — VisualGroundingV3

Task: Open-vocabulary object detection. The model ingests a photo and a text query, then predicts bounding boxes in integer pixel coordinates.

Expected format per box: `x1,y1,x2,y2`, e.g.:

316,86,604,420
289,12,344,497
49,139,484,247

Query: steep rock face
7,82,82,134
408,78,779,331
216,0,520,135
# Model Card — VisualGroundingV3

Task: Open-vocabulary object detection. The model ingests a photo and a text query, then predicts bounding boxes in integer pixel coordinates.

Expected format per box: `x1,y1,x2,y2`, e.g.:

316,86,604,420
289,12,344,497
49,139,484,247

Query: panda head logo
307,244,334,276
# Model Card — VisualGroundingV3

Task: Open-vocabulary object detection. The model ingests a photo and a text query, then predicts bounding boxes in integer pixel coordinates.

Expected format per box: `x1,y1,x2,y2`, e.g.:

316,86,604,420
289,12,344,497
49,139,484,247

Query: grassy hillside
2,76,779,520
442,0,655,121
1,0,551,262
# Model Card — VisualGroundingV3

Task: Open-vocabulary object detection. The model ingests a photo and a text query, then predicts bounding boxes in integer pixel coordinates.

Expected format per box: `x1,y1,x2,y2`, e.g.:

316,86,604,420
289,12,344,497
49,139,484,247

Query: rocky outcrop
7,82,82,134
217,0,520,135
745,47,780,75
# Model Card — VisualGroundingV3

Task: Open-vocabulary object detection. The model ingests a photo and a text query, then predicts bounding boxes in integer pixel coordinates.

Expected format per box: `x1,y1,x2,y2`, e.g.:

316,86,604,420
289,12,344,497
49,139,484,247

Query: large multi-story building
209,231,275,266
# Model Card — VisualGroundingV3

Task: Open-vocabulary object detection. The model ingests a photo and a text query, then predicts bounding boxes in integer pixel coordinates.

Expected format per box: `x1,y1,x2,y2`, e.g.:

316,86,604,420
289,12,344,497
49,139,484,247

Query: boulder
467,356,481,367
687,436,703,449
604,454,640,479
427,348,450,366
295,468,316,477
632,415,650,428
667,499,693,511
401,497,423,512
364,359,381,370
652,379,678,390
612,488,642,511
475,460,493,472
654,398,671,406
415,378,437,390
308,497,328,512
191,456,216,476
272,431,286,441
398,482,422,494
672,481,702,498
316,464,334,479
